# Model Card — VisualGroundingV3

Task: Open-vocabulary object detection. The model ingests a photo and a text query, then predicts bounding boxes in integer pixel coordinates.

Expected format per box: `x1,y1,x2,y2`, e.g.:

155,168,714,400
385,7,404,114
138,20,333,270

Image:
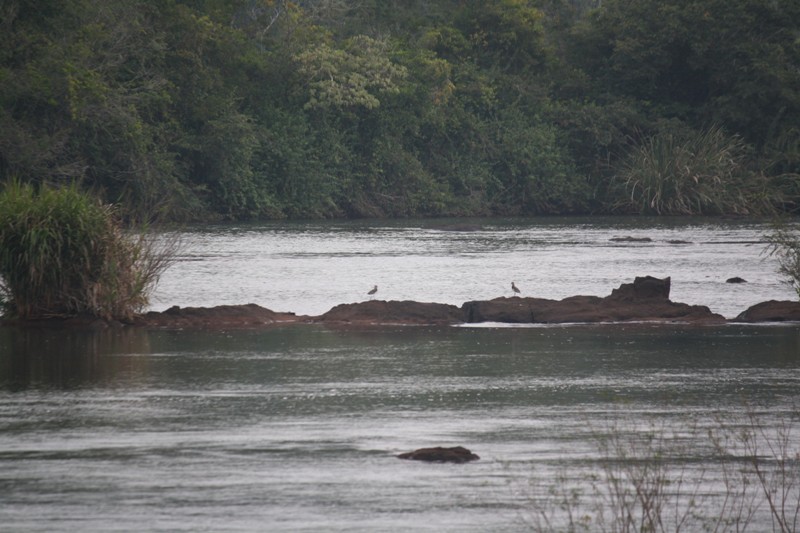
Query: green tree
2,0,796,220
295,35,408,111
457,0,549,74
572,0,800,146
0,0,196,219
490,107,589,214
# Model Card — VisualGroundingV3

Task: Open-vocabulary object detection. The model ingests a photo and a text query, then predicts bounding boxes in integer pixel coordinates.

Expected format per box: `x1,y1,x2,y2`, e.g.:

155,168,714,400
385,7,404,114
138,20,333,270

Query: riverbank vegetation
767,223,800,299
0,181,172,320
1,0,799,221
523,409,800,532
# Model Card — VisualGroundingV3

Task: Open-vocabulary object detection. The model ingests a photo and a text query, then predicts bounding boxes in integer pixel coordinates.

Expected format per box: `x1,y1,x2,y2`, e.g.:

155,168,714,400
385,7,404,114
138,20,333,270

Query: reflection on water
0,327,152,390
1,323,799,531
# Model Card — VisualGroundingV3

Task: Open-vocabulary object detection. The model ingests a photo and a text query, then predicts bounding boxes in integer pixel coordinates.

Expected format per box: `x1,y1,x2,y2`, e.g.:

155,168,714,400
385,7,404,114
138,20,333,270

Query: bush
611,125,783,215
0,181,173,320
765,223,800,299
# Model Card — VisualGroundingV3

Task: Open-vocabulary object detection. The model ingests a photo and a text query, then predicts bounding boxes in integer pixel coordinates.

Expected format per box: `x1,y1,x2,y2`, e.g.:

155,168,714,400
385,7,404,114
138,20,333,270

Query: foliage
0,181,173,320
490,108,590,214
295,35,408,111
0,0,798,220
457,0,549,74
571,0,800,145
610,125,784,215
765,223,800,299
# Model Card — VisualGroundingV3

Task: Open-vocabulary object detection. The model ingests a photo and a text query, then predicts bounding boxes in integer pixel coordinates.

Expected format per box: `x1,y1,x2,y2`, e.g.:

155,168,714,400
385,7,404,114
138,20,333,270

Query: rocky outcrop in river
397,446,480,463
136,303,302,329
733,300,800,322
319,300,463,325
461,276,724,324
5,276,798,329
108,276,789,327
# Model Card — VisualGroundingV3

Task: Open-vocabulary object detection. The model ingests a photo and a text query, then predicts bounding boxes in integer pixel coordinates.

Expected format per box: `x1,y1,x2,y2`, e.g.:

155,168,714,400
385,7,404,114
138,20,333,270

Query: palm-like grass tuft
612,126,785,215
0,181,175,320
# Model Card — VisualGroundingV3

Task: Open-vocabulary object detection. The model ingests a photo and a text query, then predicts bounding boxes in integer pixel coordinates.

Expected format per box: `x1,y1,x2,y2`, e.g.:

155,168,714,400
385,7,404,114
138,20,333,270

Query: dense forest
1,0,799,221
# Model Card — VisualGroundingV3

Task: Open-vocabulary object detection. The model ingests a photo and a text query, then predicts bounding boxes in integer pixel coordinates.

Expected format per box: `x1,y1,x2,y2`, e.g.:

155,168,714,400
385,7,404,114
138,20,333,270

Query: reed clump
0,181,173,321
612,126,784,215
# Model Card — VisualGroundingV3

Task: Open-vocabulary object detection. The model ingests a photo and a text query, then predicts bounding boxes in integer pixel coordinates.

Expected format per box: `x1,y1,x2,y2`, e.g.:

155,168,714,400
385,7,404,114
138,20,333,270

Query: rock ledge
733,300,800,322
4,276,798,329
397,446,480,463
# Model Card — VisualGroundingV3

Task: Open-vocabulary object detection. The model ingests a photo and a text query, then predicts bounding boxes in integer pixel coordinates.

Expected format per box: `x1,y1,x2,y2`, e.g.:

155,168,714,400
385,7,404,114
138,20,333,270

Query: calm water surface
1,218,799,531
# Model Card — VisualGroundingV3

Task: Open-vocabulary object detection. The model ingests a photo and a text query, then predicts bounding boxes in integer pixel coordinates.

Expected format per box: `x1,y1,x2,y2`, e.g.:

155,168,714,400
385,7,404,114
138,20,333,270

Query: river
1,217,799,532
150,216,793,319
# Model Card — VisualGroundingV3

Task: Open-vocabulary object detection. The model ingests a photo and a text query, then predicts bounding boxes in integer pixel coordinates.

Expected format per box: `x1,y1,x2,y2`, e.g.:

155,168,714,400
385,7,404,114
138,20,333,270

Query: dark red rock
318,300,464,325
137,303,304,329
397,446,480,463
462,276,724,324
608,275,671,300
733,300,800,322
1,276,742,329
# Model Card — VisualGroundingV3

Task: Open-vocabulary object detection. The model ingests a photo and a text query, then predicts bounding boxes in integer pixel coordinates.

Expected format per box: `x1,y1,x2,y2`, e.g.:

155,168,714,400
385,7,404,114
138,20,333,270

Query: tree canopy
1,0,798,220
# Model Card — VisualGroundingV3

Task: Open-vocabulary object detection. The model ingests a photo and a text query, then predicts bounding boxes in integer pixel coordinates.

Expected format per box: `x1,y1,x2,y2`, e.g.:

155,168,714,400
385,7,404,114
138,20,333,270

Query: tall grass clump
765,223,800,299
0,181,173,321
611,126,783,215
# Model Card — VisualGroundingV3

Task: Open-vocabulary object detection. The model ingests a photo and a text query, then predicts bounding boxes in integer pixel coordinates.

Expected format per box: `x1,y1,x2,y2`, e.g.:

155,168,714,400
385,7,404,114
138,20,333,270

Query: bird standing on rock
511,282,520,295
368,285,378,298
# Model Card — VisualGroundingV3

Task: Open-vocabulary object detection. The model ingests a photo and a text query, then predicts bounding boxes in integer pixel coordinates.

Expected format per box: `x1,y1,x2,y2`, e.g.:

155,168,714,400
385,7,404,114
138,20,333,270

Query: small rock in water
726,277,747,284
429,223,483,232
397,446,480,463
609,236,653,242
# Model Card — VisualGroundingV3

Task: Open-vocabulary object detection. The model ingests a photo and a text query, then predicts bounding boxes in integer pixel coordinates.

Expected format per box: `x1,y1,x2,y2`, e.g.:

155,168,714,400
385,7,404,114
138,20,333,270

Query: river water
149,216,793,319
1,217,799,532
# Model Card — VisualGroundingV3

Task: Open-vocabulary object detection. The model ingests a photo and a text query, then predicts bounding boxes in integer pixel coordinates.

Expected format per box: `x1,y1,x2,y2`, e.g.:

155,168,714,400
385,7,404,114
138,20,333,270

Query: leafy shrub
766,223,800,299
491,109,590,215
611,125,783,215
0,181,173,320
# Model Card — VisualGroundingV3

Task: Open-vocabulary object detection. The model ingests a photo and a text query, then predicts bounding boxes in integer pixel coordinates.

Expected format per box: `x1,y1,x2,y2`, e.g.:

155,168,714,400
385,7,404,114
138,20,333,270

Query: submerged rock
610,236,653,243
733,300,800,322
428,223,484,232
397,446,480,463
